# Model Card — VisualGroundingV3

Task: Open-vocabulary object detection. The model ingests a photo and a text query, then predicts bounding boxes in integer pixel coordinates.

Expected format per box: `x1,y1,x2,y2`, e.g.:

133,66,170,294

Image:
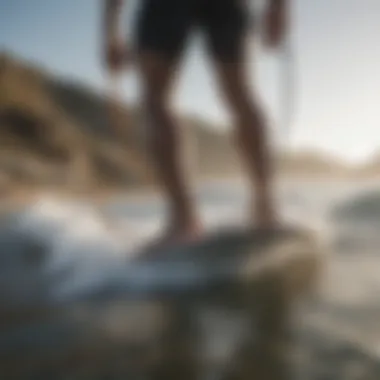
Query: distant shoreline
2,174,380,212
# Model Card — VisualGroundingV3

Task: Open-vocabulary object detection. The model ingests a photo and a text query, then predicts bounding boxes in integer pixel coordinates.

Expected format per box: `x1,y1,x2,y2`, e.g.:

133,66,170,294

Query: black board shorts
134,0,252,62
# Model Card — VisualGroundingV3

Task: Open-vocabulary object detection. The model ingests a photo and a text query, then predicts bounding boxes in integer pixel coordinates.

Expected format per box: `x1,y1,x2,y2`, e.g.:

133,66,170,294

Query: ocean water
2,178,380,379
2,178,380,307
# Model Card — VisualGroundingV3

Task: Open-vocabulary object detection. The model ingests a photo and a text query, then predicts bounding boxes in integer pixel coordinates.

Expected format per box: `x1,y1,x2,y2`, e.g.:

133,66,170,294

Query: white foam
0,184,335,305
0,194,148,303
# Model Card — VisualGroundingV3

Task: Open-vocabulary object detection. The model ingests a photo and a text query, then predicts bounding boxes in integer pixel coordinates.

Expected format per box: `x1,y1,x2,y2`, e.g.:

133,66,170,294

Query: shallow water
2,178,380,312
2,178,380,379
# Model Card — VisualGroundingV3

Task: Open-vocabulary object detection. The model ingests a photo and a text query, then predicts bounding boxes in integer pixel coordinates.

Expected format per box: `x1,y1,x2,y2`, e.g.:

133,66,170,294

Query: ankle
168,212,200,230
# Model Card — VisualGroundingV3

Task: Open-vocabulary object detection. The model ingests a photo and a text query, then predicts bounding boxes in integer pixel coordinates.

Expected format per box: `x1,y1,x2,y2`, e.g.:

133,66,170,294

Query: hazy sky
1,0,380,162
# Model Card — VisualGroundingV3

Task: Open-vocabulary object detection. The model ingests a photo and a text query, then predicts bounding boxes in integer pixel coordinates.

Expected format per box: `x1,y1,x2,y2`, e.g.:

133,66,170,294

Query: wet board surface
47,224,320,302
0,205,323,378
0,223,319,312
119,224,320,296
136,224,312,262
0,222,320,307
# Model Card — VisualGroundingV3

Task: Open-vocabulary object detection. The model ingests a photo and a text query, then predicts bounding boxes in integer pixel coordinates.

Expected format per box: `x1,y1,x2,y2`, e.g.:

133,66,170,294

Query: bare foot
139,223,203,257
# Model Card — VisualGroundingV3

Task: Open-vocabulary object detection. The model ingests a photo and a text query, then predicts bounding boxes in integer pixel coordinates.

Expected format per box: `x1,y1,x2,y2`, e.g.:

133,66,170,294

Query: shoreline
1,175,380,209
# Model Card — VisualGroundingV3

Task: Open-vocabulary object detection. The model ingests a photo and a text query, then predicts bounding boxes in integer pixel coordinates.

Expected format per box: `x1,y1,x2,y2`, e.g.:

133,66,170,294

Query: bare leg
212,58,277,227
137,52,202,250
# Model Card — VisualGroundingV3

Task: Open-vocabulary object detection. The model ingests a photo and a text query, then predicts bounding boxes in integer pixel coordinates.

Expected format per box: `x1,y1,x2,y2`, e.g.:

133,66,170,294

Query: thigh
134,0,196,60
199,0,252,63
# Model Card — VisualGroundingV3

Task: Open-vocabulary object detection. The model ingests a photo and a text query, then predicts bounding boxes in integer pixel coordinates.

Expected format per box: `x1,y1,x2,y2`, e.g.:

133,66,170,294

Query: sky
1,0,380,163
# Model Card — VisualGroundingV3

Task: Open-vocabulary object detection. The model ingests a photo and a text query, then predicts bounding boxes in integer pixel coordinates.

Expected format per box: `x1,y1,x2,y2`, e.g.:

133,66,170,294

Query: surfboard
81,224,323,300
0,222,324,379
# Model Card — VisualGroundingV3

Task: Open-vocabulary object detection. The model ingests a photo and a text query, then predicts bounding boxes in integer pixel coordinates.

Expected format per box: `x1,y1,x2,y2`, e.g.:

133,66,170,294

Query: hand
103,37,127,74
262,2,288,49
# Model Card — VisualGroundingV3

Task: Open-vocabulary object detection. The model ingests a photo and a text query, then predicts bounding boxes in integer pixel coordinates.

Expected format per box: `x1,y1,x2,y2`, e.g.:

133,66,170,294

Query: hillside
276,150,351,178
0,51,357,197
0,52,155,196
352,152,380,179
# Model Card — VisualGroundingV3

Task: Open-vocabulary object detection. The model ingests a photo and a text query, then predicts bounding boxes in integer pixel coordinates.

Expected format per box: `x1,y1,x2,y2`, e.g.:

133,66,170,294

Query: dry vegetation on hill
0,51,373,198
0,52,154,196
